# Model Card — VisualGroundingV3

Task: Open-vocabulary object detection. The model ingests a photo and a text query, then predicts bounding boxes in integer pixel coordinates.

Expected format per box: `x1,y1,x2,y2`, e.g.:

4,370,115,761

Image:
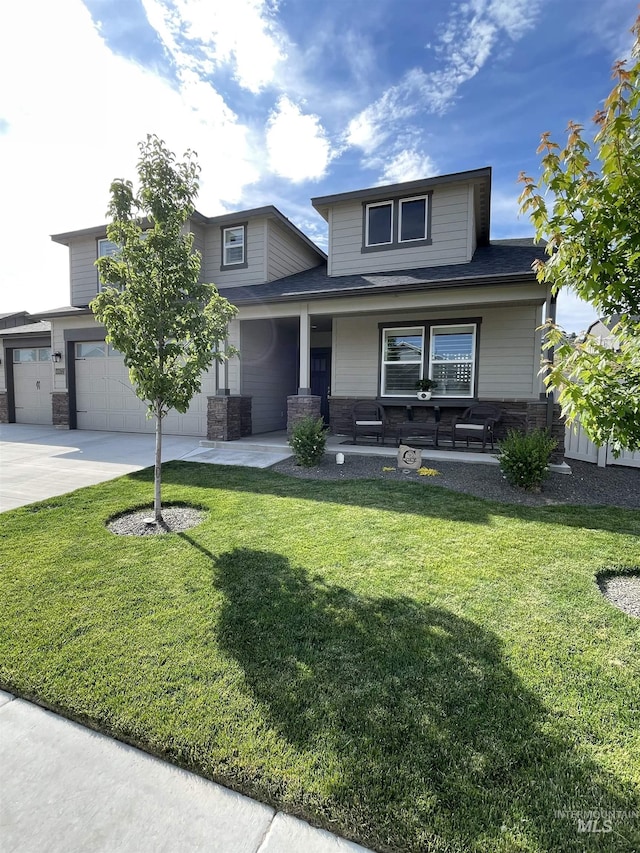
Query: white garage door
13,348,53,424
74,342,207,436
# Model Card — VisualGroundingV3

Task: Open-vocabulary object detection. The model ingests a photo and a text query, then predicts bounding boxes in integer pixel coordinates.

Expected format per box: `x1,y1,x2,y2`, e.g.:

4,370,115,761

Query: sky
0,0,636,332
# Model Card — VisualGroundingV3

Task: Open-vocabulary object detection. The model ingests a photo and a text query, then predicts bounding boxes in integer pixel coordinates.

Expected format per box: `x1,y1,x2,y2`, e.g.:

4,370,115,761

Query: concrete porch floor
200,430,502,466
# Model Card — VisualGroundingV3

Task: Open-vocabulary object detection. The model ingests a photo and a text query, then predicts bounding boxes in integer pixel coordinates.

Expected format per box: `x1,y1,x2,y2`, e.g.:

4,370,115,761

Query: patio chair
352,401,386,444
451,404,502,451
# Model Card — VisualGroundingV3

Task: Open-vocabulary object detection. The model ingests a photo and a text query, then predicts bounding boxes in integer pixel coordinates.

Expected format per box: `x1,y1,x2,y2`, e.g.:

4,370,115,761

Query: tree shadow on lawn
209,546,640,853
138,461,640,537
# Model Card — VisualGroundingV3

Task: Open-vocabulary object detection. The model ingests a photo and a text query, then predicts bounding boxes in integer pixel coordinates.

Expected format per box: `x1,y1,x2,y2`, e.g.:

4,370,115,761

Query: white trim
398,195,428,243
381,326,424,396
223,225,245,265
429,323,476,399
365,201,393,247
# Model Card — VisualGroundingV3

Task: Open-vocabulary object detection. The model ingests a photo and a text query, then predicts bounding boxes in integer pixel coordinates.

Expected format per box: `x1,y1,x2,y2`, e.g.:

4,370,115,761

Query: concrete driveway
0,424,203,512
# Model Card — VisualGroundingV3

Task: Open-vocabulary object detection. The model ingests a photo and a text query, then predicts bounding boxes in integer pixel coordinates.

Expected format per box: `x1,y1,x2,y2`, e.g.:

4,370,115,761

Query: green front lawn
1,462,639,852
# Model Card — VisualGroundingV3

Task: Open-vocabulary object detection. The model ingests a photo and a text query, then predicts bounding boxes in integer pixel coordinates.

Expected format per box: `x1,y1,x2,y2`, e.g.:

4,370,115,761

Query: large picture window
380,322,477,397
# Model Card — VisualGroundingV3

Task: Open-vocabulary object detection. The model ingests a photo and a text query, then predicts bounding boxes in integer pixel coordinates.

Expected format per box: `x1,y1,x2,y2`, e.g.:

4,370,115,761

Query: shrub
289,416,328,467
498,428,557,491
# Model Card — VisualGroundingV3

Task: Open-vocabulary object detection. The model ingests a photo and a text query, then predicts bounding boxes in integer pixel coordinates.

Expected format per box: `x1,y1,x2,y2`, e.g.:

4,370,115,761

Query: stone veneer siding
207,396,252,441
52,392,70,427
287,395,321,434
0,391,8,423
329,397,565,462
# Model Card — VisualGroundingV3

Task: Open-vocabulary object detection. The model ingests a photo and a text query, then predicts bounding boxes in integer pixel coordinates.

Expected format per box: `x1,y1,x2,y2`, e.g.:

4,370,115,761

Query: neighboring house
0,320,53,425
0,311,38,330
585,315,624,350
0,166,564,456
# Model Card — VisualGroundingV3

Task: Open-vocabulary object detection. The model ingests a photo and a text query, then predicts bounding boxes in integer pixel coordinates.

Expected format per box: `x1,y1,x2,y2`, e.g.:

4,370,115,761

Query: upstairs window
363,192,432,251
222,225,246,267
365,202,393,246
399,196,428,242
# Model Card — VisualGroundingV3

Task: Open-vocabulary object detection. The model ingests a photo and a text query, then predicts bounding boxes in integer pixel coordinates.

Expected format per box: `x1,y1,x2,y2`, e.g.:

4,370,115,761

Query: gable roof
217,239,546,306
51,206,326,260
311,167,492,246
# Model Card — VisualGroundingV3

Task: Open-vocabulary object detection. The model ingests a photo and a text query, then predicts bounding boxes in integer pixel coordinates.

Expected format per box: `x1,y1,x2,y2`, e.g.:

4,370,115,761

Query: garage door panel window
13,348,52,362
76,342,107,358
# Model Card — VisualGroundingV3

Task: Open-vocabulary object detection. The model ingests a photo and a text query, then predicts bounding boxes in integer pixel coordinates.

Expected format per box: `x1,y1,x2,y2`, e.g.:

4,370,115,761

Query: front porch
200,429,502,466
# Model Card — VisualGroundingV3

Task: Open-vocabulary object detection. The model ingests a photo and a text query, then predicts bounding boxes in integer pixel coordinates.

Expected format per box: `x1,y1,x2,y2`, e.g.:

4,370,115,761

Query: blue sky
0,0,636,331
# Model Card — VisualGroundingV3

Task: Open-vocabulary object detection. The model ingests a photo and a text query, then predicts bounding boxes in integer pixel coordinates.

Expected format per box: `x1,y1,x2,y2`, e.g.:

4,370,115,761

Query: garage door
13,348,53,424
74,342,207,436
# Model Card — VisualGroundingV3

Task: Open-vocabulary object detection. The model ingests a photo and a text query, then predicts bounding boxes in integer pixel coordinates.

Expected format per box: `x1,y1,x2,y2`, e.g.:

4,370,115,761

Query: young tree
518,15,640,454
92,135,238,522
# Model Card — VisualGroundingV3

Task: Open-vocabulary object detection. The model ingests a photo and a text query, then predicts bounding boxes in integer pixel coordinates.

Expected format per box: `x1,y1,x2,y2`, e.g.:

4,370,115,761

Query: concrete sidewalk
0,691,372,853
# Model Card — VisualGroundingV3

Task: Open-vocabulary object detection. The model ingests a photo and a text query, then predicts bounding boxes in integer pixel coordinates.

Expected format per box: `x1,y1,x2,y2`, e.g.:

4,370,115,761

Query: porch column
216,339,230,395
298,306,310,394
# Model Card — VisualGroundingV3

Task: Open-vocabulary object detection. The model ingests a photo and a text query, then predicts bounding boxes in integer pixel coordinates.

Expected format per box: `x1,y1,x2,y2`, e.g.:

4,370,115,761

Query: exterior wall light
52,352,63,363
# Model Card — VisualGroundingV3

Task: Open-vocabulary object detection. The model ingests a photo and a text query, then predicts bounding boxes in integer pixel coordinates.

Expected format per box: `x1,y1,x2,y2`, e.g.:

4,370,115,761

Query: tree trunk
154,403,163,523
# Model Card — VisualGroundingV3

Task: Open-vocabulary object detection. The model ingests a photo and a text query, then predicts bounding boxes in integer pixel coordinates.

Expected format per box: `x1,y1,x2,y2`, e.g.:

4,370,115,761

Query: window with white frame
222,225,246,266
365,201,393,246
364,193,431,250
381,327,424,396
380,322,477,397
399,196,428,242
429,324,476,397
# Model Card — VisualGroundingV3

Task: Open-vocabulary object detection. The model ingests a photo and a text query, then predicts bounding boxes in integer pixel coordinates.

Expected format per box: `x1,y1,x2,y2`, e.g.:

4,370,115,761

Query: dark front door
310,348,331,423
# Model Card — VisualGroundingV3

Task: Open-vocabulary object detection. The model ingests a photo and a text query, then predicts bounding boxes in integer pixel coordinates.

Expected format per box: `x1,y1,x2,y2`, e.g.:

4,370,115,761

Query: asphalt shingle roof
217,240,547,305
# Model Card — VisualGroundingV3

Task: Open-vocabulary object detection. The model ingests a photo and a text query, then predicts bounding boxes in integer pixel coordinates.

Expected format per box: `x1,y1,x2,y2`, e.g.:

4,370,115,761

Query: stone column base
287,395,321,433
0,391,8,423
207,396,251,441
52,392,70,427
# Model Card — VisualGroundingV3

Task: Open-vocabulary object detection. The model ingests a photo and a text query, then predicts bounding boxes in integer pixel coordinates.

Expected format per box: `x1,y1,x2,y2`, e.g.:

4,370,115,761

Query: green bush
498,428,557,491
289,416,328,467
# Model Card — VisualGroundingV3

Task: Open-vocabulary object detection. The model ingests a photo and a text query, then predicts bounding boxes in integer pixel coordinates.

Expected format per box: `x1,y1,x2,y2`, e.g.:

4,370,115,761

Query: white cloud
347,0,544,155
0,0,261,313
377,150,438,184
141,0,287,93
266,97,333,183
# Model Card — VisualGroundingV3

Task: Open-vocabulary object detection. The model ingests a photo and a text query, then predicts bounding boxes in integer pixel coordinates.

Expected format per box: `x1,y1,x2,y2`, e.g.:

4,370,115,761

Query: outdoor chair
451,404,502,451
352,401,386,444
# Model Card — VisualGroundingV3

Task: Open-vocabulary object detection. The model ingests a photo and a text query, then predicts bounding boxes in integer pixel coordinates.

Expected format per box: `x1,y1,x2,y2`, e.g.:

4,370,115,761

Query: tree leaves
519,15,640,452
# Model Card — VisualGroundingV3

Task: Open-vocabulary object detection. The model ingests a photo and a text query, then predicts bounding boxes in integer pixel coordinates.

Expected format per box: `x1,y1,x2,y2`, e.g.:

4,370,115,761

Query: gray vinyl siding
240,318,298,433
332,304,540,399
267,220,322,281
328,183,471,277
203,219,266,286
70,237,100,306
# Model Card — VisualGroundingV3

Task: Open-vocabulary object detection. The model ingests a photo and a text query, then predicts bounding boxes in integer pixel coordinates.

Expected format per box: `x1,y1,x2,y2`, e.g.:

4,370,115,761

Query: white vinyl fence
565,418,640,468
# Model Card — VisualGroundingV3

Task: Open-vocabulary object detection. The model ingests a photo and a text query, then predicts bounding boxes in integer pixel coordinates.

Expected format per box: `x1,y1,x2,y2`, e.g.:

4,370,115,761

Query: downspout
545,291,557,432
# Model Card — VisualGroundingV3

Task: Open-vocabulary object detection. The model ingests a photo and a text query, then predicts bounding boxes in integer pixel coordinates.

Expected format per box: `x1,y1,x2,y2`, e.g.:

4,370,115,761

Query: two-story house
0,166,563,454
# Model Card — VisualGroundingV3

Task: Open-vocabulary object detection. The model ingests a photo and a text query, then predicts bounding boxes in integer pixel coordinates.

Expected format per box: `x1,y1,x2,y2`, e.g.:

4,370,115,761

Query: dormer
311,167,491,277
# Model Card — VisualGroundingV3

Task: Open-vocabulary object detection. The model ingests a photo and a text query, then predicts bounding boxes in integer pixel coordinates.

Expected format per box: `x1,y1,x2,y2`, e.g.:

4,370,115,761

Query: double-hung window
222,225,246,267
364,192,431,250
380,322,477,397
